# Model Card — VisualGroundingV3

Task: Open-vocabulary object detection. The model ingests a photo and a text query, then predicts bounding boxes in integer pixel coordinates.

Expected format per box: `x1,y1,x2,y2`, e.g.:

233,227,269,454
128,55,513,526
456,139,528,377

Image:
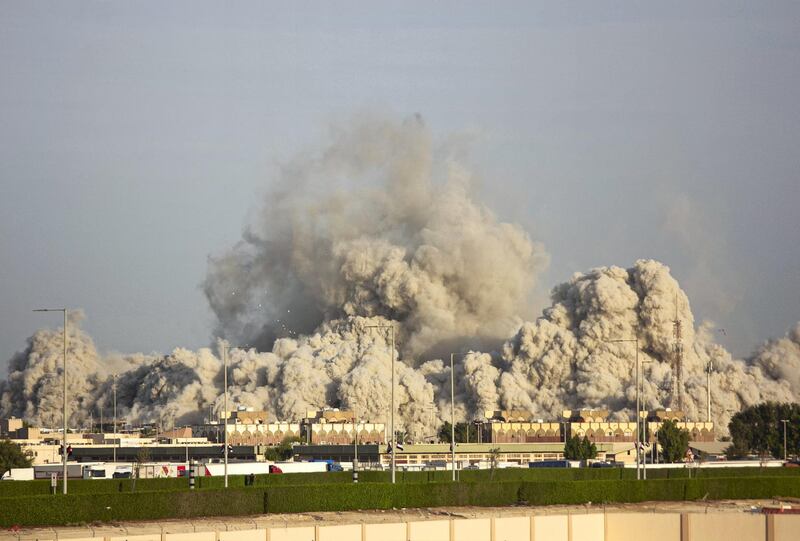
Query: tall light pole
606,337,641,480
220,344,232,488
112,375,118,463
449,353,466,481
219,343,249,488
365,324,396,484
781,419,789,461
33,308,68,494
352,407,359,483
706,360,713,423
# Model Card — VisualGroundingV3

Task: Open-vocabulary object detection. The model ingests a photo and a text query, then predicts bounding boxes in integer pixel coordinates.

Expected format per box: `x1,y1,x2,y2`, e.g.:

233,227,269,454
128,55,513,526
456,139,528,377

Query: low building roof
689,441,729,455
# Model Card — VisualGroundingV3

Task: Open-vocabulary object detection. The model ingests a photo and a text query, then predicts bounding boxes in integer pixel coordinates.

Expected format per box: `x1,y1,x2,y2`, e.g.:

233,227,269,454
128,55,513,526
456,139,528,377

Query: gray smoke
203,116,547,360
1,117,798,440
494,260,796,433
0,311,104,428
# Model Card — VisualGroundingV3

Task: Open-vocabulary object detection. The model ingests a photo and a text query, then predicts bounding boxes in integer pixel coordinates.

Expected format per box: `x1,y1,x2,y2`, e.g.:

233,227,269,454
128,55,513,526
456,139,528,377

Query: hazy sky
1,2,798,373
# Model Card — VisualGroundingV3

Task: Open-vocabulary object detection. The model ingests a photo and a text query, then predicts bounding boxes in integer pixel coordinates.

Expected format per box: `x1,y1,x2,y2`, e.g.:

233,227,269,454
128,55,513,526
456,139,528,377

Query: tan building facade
479,421,562,443
307,422,386,445
192,421,301,445
304,409,386,445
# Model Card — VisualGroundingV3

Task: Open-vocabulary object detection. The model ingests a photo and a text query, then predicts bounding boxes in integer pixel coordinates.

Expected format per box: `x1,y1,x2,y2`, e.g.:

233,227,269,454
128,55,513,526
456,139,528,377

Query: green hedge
3,476,800,527
359,466,800,484
518,479,687,505
1,466,797,499
0,471,353,497
0,488,265,526
518,477,800,506
262,481,522,514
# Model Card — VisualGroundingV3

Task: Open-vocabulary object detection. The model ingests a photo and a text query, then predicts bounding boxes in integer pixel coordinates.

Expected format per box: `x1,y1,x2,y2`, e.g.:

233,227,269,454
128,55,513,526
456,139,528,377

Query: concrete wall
534,514,568,541
571,514,604,541
37,511,800,541
494,516,530,541
606,512,681,541
688,512,764,541
163,533,215,541
408,519,450,541
364,522,407,541
269,526,315,541
774,514,800,541
318,524,361,541
453,518,491,541
218,528,264,541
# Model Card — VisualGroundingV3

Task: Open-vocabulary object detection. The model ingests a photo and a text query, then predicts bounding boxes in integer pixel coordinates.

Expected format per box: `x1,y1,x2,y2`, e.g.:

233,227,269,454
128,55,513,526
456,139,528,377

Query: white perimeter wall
29,512,800,541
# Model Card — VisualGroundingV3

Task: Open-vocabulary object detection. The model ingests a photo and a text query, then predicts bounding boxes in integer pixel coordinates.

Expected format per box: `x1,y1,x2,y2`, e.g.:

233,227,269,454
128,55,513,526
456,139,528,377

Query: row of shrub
0,488,264,526
2,466,797,497
0,470,355,497
357,466,800,484
2,476,799,527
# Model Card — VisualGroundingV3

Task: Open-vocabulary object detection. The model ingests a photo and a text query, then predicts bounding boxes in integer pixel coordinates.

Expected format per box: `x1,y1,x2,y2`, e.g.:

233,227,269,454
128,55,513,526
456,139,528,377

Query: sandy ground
2,499,797,540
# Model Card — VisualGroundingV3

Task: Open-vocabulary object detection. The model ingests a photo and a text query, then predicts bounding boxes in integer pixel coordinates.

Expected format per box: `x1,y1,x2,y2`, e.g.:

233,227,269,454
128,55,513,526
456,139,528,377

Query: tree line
727,402,799,459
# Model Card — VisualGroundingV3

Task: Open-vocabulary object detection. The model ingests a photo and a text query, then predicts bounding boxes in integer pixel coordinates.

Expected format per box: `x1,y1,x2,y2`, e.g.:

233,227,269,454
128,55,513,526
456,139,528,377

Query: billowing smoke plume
203,116,547,359
0,311,105,428
1,117,798,440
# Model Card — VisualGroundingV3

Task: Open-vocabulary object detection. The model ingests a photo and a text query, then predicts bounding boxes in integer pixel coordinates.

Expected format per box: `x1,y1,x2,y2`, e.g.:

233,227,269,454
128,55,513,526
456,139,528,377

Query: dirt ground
2,499,797,540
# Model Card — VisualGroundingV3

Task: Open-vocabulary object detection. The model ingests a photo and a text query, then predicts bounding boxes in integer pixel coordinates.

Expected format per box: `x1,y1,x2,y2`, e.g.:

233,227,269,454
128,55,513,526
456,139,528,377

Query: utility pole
219,343,248,488
112,375,117,463
781,420,789,461
34,308,68,494
673,296,685,412
222,344,230,488
352,409,359,483
365,324,396,483
606,337,641,480
449,353,461,481
706,360,713,423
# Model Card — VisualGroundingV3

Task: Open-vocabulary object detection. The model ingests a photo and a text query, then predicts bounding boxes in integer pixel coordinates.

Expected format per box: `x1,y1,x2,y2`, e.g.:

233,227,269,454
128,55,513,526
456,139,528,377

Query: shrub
0,488,265,527
3,476,800,527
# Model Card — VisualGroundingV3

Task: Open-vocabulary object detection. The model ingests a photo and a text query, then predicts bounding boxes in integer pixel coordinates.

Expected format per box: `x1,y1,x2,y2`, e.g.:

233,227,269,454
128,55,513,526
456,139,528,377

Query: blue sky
1,1,798,370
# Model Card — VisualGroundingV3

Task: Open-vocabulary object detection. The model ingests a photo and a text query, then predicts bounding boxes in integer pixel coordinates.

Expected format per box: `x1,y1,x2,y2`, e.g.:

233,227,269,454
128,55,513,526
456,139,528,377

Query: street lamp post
706,360,713,423
365,324,396,484
606,337,641,480
112,375,118,463
219,343,249,488
449,353,466,481
781,420,789,461
352,408,359,483
221,344,231,488
34,308,68,494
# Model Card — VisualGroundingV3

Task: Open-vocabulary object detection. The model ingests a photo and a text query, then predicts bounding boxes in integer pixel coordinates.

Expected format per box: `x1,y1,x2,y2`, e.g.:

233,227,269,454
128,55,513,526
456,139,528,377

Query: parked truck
0,467,34,481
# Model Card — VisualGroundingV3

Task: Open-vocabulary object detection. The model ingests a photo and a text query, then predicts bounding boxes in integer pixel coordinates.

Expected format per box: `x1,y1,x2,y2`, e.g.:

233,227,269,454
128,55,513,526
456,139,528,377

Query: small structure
0,417,24,437
563,409,637,443
303,409,386,445
477,410,562,443
645,409,715,443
